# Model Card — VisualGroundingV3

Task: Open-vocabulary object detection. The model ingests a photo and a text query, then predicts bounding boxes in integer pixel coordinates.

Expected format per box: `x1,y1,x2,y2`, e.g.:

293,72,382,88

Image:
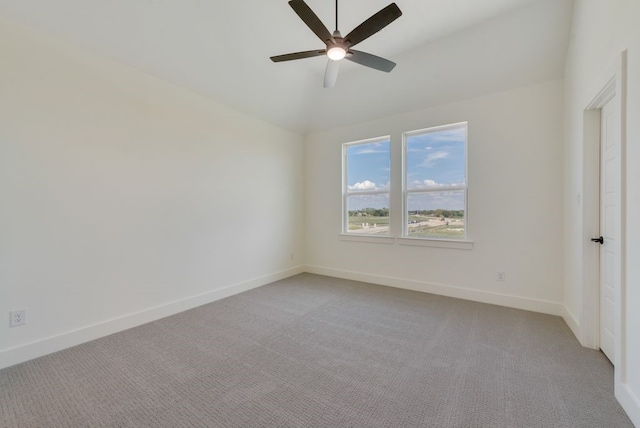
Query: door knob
591,236,604,244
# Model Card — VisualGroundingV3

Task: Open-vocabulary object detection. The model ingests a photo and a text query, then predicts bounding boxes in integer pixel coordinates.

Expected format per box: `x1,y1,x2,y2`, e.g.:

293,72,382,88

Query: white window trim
402,122,469,241
342,136,391,237
397,237,473,250
339,234,395,244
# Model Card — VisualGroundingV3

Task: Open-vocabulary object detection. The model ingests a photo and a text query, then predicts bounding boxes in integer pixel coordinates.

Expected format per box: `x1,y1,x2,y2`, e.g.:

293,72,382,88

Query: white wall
563,0,640,424
305,80,564,315
307,0,573,133
0,19,305,369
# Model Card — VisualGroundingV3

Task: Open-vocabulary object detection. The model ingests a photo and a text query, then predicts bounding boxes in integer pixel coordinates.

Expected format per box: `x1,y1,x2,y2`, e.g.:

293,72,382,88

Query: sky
346,140,390,191
346,125,466,211
346,140,390,211
405,125,466,190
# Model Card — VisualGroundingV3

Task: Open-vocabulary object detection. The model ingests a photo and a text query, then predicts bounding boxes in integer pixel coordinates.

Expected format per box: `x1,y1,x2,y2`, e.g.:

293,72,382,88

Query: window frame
342,136,392,236
401,122,469,241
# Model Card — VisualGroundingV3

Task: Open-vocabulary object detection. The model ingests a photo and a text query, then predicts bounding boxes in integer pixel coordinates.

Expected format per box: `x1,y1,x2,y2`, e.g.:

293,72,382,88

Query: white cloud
409,179,447,189
348,180,390,191
349,180,378,191
409,179,464,189
411,179,443,188
420,151,449,167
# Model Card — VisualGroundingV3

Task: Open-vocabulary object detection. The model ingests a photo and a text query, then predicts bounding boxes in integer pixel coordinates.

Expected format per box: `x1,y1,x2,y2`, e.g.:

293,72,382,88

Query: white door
599,98,619,363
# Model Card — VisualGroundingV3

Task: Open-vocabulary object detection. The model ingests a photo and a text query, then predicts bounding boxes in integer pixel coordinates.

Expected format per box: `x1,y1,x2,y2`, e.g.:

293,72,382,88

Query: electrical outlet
496,271,506,282
10,310,26,327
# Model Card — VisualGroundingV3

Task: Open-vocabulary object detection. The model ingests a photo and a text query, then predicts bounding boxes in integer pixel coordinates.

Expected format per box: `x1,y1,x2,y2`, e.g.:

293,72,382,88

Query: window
343,137,390,235
403,123,467,240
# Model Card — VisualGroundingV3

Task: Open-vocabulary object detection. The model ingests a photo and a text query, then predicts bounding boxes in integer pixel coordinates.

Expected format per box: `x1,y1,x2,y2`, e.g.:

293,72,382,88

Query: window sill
338,234,472,249
338,234,395,244
397,237,474,250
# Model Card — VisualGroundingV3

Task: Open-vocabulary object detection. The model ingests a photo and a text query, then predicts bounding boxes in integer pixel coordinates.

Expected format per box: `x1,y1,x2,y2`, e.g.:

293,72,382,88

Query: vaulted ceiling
0,0,574,134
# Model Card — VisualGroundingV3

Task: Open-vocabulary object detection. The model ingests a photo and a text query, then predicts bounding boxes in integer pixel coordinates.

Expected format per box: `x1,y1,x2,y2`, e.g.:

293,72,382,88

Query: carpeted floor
0,273,633,427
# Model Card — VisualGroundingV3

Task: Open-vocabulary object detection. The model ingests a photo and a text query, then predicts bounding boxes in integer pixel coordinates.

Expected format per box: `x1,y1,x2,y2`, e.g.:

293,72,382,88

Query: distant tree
353,208,461,217
349,207,389,217
409,209,463,217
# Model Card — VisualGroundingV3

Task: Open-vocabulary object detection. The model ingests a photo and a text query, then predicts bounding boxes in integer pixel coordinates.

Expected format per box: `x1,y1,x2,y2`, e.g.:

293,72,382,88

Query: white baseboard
305,265,562,316
561,305,581,342
0,266,304,370
617,382,640,427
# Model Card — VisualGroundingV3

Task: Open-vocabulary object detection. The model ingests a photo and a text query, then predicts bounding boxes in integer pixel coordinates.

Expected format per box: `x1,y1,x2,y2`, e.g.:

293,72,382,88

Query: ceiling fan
270,0,402,88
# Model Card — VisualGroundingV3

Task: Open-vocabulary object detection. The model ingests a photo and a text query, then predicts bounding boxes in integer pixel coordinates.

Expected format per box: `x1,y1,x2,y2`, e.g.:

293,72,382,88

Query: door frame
581,50,627,378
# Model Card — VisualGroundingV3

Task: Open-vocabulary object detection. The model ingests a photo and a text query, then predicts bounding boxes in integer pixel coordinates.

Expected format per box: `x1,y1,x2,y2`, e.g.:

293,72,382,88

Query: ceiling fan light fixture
327,46,346,61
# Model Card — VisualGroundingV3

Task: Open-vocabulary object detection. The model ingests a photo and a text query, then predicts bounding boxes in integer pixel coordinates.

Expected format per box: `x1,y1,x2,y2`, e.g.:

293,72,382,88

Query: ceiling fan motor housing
327,31,347,60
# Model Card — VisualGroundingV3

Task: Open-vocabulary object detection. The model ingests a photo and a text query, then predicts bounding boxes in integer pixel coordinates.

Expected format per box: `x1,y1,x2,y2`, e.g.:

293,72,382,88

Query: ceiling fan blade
343,3,402,48
346,50,396,72
270,50,326,62
288,0,334,45
323,59,340,88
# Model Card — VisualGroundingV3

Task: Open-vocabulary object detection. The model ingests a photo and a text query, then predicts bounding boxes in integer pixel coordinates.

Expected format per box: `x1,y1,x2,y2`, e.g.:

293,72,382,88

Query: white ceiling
0,0,574,134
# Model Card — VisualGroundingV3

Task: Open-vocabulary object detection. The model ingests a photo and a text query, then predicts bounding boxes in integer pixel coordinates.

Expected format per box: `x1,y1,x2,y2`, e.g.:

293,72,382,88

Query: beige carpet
0,273,633,427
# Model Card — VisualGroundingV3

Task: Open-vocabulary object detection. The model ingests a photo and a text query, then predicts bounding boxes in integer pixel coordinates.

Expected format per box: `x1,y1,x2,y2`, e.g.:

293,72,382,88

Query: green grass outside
407,215,465,238
347,214,464,238
348,216,389,231
408,223,465,238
